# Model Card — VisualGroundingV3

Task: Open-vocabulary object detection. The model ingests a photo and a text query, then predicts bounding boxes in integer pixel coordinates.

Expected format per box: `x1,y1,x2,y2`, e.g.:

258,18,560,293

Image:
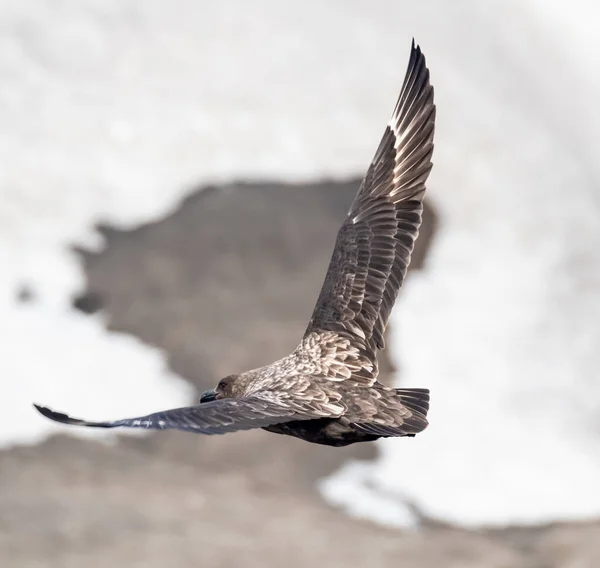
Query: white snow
5,304,193,446
1,0,599,527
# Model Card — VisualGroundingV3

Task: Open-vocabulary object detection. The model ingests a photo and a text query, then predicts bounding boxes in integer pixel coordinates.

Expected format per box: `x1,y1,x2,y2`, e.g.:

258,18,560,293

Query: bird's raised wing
33,392,342,435
306,41,435,358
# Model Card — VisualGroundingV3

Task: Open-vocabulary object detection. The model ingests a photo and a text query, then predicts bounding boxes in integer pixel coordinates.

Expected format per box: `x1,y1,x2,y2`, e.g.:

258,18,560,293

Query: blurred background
2,1,600,566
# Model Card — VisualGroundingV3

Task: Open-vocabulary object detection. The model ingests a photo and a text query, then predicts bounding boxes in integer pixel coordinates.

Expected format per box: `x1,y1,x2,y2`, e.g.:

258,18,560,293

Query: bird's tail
393,387,430,435
395,387,429,417
351,387,430,438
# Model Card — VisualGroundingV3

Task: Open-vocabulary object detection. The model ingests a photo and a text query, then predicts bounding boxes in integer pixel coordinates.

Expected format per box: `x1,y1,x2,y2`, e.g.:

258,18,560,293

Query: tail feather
396,387,430,417
394,387,429,434
351,387,430,438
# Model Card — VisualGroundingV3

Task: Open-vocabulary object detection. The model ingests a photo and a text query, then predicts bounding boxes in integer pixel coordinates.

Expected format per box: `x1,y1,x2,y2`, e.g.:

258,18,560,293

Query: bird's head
199,374,241,403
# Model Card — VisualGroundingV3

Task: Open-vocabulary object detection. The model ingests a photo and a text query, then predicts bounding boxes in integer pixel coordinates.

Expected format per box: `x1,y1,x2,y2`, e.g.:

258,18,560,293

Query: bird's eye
217,375,235,391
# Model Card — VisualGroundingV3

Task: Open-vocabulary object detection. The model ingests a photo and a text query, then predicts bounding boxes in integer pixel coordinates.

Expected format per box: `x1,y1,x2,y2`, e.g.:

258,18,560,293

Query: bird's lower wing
33,395,337,436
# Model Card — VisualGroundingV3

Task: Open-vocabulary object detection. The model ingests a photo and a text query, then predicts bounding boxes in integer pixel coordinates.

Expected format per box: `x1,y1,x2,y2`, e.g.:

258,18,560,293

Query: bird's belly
263,418,379,447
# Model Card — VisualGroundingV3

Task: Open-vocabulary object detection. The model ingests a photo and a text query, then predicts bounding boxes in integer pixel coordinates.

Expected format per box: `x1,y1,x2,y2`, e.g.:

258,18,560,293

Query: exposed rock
71,291,104,314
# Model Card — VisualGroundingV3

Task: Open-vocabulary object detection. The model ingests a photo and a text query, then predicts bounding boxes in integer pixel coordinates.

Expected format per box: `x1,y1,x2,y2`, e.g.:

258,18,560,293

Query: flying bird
35,40,436,447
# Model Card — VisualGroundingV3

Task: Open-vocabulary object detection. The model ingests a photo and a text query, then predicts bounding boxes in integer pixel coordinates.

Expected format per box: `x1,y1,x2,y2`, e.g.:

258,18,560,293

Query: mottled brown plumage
34,40,436,447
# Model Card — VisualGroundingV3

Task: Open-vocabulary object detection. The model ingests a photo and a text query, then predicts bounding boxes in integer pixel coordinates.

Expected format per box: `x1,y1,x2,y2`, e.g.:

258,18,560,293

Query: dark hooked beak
199,389,217,403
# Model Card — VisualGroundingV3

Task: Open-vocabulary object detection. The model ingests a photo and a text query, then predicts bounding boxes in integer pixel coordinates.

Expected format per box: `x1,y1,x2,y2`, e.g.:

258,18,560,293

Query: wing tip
383,38,435,193
408,37,426,76
410,37,420,59
391,38,434,124
33,402,76,424
33,403,62,421
33,403,112,428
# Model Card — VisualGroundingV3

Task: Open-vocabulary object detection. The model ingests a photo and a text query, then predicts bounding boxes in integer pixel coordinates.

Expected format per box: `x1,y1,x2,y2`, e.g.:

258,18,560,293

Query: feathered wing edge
305,40,435,356
351,39,436,350
33,394,343,436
